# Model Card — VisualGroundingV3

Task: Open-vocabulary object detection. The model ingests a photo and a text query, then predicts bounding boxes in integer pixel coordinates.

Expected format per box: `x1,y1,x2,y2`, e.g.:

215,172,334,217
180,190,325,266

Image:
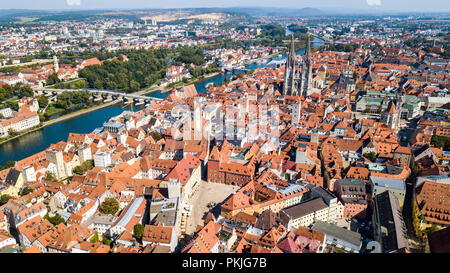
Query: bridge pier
104,94,113,102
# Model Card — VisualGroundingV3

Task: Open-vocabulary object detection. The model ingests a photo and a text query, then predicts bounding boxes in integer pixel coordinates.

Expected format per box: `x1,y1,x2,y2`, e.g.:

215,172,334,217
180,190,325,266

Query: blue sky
1,0,449,12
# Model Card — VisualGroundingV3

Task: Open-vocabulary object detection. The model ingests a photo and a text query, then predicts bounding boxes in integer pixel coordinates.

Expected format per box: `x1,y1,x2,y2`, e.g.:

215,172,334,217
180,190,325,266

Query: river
0,37,324,166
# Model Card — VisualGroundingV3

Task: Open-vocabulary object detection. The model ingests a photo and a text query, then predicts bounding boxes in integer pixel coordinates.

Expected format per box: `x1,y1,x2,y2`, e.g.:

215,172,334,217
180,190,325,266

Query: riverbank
0,71,220,146
138,71,222,95
165,72,222,92
0,100,120,146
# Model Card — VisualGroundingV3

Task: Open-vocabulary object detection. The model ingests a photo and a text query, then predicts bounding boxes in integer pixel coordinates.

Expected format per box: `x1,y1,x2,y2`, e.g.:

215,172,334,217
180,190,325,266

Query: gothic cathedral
283,34,312,97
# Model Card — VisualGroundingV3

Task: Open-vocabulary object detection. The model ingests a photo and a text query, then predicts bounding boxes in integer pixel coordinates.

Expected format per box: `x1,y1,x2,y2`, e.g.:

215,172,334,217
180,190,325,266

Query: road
0,59,52,69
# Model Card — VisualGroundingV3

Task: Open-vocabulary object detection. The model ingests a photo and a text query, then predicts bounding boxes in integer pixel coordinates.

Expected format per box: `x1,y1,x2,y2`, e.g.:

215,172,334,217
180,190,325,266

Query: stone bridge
35,88,163,105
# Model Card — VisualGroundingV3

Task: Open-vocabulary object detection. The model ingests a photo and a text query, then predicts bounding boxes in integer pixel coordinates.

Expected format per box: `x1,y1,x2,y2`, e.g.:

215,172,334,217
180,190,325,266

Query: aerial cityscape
0,0,449,255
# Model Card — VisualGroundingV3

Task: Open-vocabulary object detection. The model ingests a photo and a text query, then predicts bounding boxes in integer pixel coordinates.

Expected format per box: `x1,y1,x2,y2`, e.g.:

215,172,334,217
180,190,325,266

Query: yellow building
1,168,25,198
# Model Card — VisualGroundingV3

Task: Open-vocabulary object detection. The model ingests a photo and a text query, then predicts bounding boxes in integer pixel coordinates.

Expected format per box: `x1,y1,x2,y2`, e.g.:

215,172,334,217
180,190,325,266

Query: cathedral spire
284,34,298,96
288,34,295,68
300,34,313,97
306,34,311,59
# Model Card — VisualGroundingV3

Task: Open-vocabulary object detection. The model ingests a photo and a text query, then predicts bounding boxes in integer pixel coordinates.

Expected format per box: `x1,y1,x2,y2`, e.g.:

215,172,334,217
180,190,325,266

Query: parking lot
184,180,240,235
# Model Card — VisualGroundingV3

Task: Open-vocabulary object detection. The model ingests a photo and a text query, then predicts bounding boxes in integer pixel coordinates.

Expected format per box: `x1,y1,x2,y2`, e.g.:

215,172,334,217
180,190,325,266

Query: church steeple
53,55,59,73
289,34,295,67
300,34,313,97
283,34,298,96
305,34,311,59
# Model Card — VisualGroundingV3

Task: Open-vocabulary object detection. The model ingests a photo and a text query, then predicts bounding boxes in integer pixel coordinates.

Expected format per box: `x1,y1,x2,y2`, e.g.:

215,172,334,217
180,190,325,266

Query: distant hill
222,7,325,17
0,8,247,23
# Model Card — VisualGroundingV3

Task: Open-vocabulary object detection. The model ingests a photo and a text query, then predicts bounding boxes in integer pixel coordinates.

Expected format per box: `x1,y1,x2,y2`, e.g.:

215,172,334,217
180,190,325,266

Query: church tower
381,99,402,131
283,34,299,96
53,55,59,73
300,35,313,97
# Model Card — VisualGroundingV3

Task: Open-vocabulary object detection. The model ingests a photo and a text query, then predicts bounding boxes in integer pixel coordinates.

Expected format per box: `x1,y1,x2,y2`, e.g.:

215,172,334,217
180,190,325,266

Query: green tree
17,86,34,98
133,223,144,240
19,186,34,196
431,135,450,150
150,131,163,142
45,172,58,182
43,213,65,226
73,166,84,176
287,24,308,34
176,46,205,66
37,95,49,109
99,198,120,215
8,128,19,137
0,195,10,206
73,160,94,175
364,152,377,162
90,232,99,243
46,73,60,86
0,161,15,171
102,236,112,246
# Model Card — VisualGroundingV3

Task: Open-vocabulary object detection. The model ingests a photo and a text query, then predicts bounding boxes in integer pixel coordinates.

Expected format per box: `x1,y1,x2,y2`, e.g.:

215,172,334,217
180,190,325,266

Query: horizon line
0,7,449,14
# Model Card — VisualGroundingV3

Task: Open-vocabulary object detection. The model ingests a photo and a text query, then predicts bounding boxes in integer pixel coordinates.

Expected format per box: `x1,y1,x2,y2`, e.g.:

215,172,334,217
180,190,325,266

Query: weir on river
0,38,324,165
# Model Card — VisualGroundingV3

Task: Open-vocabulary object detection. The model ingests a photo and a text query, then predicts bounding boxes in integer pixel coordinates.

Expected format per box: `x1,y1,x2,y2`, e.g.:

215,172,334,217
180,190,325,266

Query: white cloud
66,0,81,6
366,0,382,6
